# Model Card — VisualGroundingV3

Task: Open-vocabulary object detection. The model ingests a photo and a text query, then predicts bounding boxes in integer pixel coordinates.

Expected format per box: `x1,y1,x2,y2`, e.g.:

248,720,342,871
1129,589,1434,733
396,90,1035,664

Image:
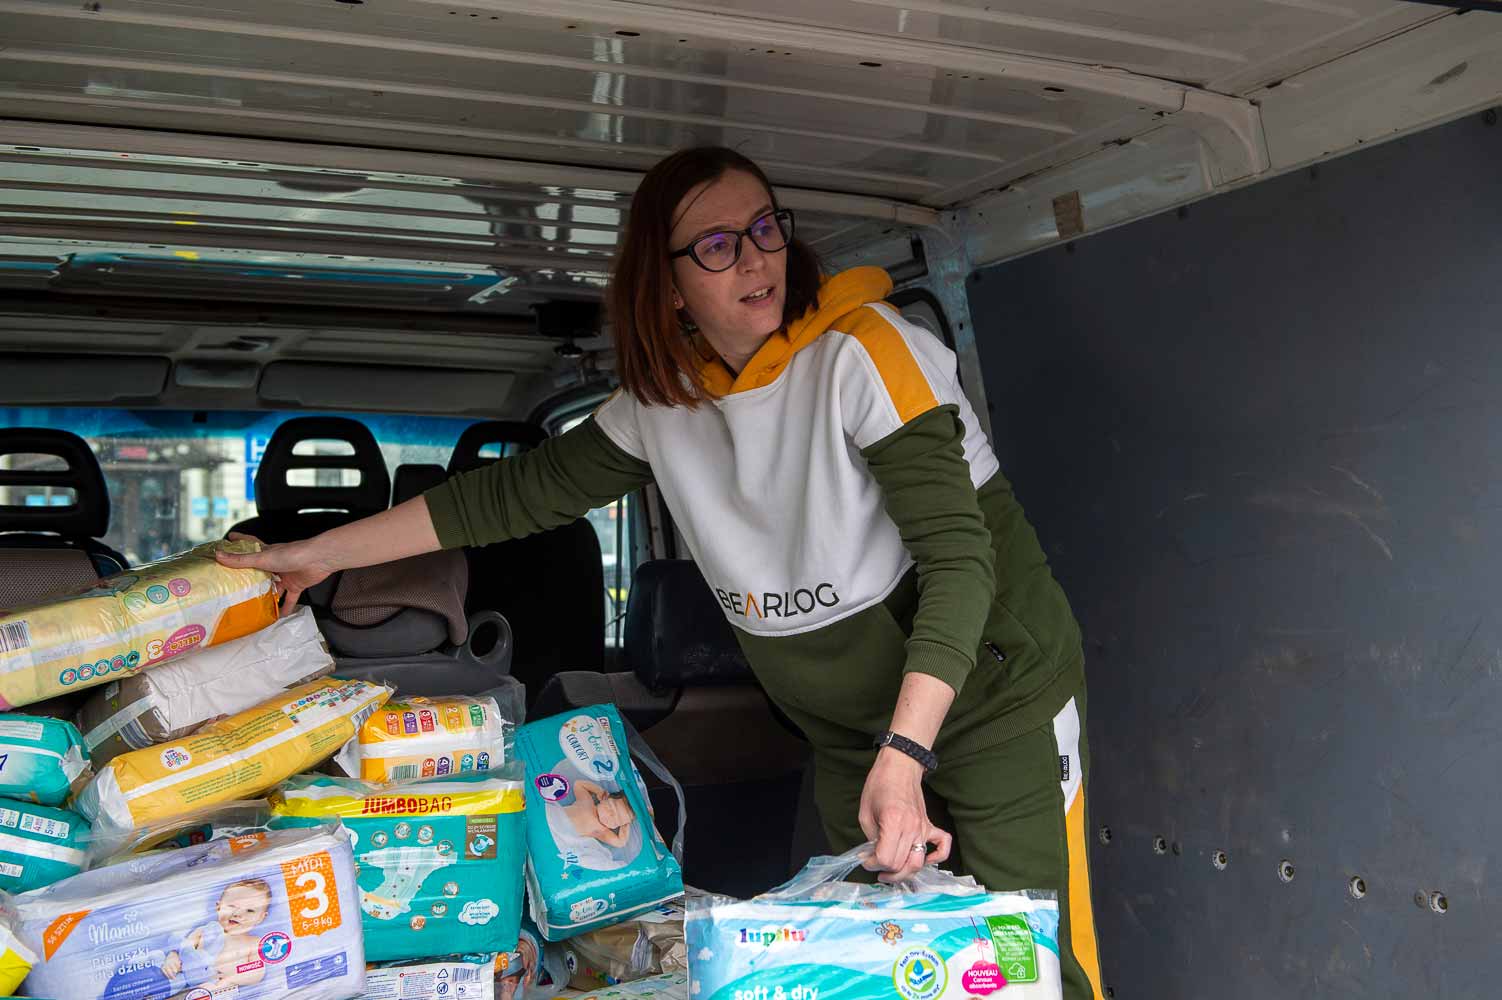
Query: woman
221,147,1103,999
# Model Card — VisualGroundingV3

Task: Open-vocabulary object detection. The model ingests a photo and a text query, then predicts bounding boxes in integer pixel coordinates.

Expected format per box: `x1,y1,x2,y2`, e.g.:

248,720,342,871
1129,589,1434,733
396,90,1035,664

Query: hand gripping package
13,825,365,1000
0,715,90,806
337,693,513,784
74,606,335,765
686,846,1064,1000
268,769,526,962
75,677,392,837
0,540,278,709
516,705,684,941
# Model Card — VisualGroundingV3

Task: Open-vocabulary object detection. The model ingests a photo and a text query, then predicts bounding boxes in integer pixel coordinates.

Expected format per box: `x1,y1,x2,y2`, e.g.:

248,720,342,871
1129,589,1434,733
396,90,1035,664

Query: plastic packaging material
74,676,392,839
336,686,521,784
686,845,1063,1000
551,897,689,990
268,769,527,962
74,605,334,765
516,705,684,941
0,898,36,997
0,714,90,806
0,800,90,893
87,800,274,866
0,539,279,709
14,825,365,1000
546,970,688,1000
363,953,501,1000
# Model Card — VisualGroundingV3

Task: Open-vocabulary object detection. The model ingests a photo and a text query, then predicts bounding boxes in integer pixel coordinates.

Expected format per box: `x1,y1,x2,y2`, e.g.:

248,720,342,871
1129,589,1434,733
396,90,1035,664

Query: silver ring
911,843,927,854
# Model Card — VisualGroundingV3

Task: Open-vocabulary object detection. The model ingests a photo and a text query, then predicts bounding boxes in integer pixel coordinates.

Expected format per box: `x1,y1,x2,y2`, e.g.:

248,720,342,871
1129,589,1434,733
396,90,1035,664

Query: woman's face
668,169,788,369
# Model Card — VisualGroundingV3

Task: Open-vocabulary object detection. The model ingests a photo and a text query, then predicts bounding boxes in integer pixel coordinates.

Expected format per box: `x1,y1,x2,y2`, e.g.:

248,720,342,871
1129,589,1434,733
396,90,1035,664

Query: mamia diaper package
14,825,364,1000
0,539,278,709
516,705,684,941
74,606,334,765
336,691,515,784
0,800,89,894
75,677,392,837
686,846,1063,1000
0,714,90,805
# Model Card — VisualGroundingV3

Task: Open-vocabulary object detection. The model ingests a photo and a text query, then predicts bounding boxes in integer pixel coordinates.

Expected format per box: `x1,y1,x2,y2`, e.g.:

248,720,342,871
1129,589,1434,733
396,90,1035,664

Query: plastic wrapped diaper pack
686,846,1063,1000
75,676,392,839
0,539,278,709
363,953,500,1000
14,825,365,1000
516,705,684,941
74,606,334,765
337,691,516,784
0,800,90,893
0,714,90,806
269,770,526,962
0,899,36,997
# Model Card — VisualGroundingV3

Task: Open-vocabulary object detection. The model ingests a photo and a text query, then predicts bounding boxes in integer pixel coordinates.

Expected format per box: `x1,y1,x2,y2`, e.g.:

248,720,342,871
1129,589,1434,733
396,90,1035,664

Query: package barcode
0,621,30,653
452,967,483,983
388,765,421,781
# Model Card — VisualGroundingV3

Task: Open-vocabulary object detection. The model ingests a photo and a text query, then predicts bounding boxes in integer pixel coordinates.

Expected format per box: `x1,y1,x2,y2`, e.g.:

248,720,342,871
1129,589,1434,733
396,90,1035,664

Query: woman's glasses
669,209,795,273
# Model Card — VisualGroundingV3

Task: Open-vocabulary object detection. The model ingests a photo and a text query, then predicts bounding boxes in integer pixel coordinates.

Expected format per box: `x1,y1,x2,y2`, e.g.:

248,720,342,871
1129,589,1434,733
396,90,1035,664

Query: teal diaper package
516,704,684,941
0,714,90,806
269,769,527,962
0,800,90,893
687,846,1064,1000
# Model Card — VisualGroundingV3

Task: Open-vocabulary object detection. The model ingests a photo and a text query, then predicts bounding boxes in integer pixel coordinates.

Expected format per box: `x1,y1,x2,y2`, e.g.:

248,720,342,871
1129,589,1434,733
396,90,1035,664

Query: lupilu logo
737,926,808,948
714,583,841,620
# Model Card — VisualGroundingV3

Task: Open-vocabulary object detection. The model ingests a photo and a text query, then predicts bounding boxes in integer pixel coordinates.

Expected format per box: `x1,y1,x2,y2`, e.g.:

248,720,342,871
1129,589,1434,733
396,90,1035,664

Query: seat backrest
624,559,756,689
391,463,446,506
0,428,126,608
228,416,390,543
447,420,605,698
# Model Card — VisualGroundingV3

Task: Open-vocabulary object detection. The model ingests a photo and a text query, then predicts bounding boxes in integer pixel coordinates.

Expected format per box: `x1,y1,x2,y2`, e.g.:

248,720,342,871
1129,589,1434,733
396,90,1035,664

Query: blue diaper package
687,846,1063,1000
0,800,89,893
0,714,90,806
269,769,527,962
516,705,684,941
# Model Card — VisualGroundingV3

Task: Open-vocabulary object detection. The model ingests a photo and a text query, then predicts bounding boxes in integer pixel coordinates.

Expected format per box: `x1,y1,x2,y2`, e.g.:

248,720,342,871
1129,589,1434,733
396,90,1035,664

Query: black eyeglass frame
668,209,796,273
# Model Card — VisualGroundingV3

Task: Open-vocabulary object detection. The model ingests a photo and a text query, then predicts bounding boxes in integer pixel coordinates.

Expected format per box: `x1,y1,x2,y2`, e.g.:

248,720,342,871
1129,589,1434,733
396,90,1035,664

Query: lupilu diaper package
13,824,365,1000
74,606,334,765
516,705,684,941
268,770,526,962
337,692,514,784
75,676,392,838
0,714,90,806
0,800,89,894
686,847,1063,1000
0,540,278,709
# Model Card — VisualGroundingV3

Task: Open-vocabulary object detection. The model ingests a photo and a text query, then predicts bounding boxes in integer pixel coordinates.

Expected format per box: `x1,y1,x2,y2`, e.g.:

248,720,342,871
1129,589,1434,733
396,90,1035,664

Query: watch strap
874,731,939,773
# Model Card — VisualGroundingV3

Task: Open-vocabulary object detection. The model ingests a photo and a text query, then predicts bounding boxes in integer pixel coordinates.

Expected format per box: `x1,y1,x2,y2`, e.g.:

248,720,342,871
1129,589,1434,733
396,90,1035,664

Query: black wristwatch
874,731,939,774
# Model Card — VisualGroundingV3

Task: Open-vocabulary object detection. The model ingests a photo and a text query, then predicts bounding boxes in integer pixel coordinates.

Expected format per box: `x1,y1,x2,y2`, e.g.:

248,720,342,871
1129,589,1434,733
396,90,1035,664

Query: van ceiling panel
0,355,169,403
258,361,515,415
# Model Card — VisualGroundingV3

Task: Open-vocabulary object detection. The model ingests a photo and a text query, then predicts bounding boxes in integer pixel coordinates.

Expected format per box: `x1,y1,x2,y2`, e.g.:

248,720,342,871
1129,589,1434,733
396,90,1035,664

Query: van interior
3,1,1501,995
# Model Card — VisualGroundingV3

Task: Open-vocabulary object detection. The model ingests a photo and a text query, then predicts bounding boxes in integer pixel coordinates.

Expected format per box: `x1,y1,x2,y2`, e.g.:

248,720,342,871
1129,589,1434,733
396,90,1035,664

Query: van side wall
970,110,1502,999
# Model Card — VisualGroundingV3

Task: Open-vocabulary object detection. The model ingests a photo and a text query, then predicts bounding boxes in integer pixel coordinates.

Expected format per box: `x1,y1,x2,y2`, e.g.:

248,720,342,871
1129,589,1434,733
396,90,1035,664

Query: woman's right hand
216,532,336,614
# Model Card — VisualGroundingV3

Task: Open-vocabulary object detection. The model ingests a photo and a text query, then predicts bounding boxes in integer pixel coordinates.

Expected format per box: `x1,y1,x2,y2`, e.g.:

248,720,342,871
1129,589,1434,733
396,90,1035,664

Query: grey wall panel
969,111,1502,999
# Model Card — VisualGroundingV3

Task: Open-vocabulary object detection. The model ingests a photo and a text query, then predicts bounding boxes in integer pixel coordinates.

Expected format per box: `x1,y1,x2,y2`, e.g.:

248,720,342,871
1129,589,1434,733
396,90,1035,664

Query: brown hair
607,147,823,407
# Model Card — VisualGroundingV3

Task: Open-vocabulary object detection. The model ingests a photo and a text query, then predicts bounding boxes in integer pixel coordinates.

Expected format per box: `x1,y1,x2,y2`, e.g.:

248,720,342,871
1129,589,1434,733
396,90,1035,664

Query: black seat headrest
448,421,547,474
0,428,109,538
255,416,390,518
392,463,447,506
625,560,755,691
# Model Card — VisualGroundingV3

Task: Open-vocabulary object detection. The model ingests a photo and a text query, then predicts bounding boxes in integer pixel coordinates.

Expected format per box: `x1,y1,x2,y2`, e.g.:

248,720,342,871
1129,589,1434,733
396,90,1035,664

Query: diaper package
686,846,1063,1000
90,800,275,865
75,676,392,837
549,970,688,1000
0,900,35,997
0,800,89,893
336,690,516,784
269,769,527,962
558,897,689,989
74,606,334,764
362,953,500,1000
516,705,684,941
14,825,365,1000
0,540,278,709
0,714,90,805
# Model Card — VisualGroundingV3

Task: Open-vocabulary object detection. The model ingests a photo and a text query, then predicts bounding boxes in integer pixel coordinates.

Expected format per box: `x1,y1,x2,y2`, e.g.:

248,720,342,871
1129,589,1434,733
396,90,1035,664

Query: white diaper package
15,825,365,1000
0,899,35,997
74,606,334,764
362,953,500,1000
686,846,1063,1000
516,705,684,941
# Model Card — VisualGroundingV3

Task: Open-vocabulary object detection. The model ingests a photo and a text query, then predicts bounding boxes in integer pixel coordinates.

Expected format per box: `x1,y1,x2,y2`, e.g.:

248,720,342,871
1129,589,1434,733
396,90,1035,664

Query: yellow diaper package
0,540,278,709
76,676,392,836
337,693,512,783
0,902,35,997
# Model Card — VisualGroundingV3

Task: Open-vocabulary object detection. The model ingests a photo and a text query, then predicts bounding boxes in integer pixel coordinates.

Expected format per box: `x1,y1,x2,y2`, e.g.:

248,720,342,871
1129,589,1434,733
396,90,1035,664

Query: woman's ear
672,288,685,310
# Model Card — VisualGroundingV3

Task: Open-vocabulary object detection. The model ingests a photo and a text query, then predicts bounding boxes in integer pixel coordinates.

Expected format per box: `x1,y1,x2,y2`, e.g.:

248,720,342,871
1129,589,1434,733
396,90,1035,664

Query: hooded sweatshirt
424,267,1082,760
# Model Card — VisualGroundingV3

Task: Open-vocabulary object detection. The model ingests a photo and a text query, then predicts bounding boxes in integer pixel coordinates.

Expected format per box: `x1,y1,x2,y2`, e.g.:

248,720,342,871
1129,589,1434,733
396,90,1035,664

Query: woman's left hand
858,749,953,883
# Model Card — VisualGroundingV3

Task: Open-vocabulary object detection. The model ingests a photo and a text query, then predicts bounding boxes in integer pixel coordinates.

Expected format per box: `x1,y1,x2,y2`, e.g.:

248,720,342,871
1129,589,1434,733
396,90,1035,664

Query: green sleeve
423,418,653,549
862,405,996,695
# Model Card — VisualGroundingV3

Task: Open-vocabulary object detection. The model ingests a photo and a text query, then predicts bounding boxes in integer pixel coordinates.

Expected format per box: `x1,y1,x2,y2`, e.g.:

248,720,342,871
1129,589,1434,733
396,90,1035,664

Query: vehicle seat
228,416,390,543
392,463,446,506
448,421,605,702
532,559,807,898
0,428,127,609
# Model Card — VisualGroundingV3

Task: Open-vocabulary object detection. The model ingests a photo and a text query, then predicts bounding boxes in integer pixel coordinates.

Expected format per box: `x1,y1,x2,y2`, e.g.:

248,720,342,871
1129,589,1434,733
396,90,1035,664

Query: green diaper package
0,800,89,893
0,714,90,806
